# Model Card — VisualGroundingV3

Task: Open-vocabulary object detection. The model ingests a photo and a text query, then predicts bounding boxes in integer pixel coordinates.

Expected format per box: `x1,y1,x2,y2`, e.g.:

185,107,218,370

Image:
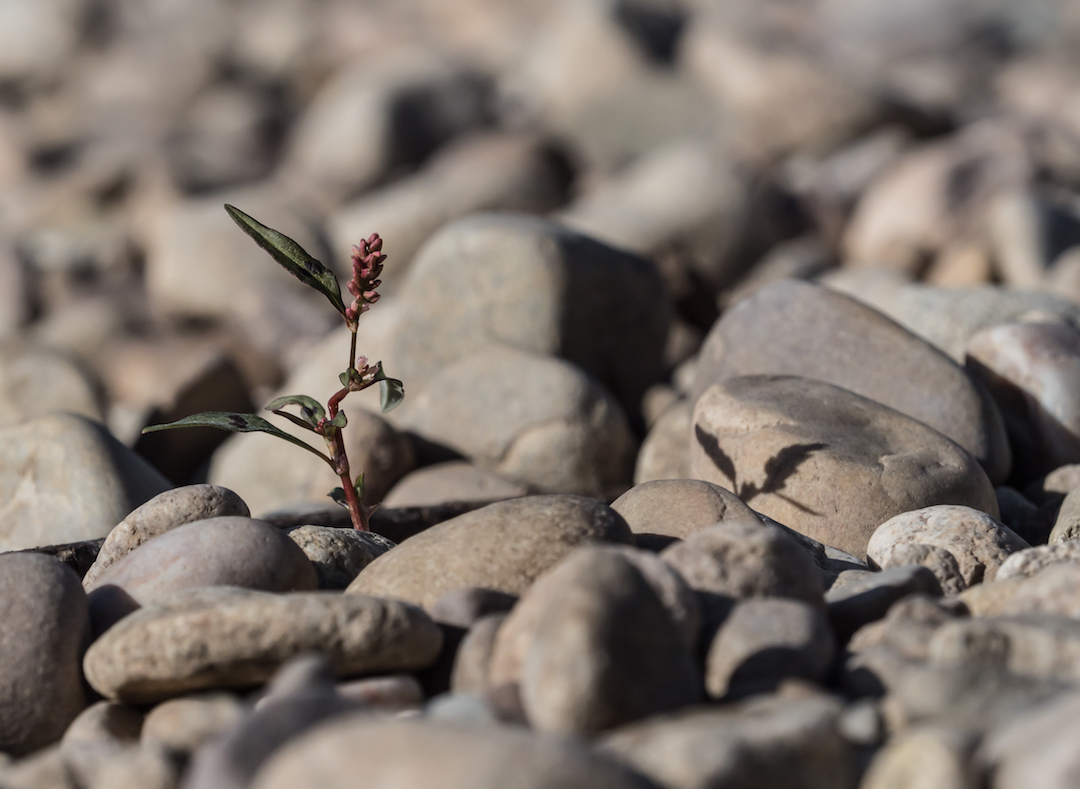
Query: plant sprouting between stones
143,205,403,531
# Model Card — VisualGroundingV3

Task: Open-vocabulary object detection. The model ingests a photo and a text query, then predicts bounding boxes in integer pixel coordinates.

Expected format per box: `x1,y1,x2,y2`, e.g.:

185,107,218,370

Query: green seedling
143,205,403,531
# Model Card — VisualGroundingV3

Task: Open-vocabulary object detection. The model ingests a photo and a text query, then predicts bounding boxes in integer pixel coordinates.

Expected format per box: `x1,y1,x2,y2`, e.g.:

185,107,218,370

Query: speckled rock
283,525,394,590
871,543,968,595
692,280,1010,481
961,562,1080,618
997,542,1080,580
981,693,1080,789
0,554,89,756
395,346,637,499
691,376,999,559
0,413,172,551
251,716,660,789
83,587,443,704
85,517,317,632
705,598,835,699
868,505,1029,586
450,614,506,696
346,495,634,609
1049,487,1080,544
930,616,1080,684
826,565,944,643
83,485,249,587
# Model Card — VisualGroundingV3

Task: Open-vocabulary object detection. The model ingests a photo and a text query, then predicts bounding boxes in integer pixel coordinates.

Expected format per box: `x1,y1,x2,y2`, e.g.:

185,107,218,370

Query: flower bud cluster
345,233,385,327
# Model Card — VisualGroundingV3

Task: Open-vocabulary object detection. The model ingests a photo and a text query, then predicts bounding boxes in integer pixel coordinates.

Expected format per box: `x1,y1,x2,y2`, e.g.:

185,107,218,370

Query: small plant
142,205,403,531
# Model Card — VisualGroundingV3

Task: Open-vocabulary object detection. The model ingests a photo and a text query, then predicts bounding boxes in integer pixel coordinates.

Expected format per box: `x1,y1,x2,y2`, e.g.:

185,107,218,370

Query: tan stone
345,495,633,609
690,376,999,558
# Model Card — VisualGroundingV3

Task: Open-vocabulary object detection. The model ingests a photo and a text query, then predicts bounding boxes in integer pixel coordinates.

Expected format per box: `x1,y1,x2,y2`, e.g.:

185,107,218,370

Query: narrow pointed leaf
266,394,326,426
354,472,365,501
142,412,333,465
224,204,346,316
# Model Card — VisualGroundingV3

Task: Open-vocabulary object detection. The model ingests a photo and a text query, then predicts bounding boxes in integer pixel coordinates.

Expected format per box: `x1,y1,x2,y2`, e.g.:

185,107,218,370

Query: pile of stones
6,0,1080,787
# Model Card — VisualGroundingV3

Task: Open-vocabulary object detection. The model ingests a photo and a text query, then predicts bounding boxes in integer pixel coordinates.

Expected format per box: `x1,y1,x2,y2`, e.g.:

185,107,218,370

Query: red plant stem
326,327,368,531
330,426,368,531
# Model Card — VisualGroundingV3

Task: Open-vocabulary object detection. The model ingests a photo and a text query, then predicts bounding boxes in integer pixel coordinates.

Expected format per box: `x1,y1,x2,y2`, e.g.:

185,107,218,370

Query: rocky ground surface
6,0,1080,787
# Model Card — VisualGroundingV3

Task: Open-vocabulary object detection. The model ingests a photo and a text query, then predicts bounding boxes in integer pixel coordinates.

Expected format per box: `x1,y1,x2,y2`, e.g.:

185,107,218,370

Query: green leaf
329,487,349,508
142,412,333,466
224,204,346,316
372,364,404,412
266,394,326,429
330,411,347,429
354,472,365,501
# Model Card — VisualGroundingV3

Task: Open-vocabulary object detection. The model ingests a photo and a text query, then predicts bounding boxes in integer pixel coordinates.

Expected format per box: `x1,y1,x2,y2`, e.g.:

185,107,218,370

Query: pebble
870,542,968,595
660,520,825,609
0,413,172,551
929,615,1080,684
141,694,245,758
391,212,669,417
633,399,692,485
860,725,980,789
382,461,529,508
327,132,570,286
826,565,944,643
82,485,249,587
705,598,835,699
61,702,143,749
1048,487,1080,543
83,587,443,704
450,614,506,696
283,56,492,201
84,516,318,632
346,494,634,609
966,321,1080,479
428,587,518,629
0,554,88,756
981,693,1080,789
513,547,701,736
692,280,1010,481
610,478,767,541
692,375,1000,559
600,691,858,789
0,341,103,428
997,542,1080,580
396,346,637,499
283,524,394,590
960,562,1080,618
867,505,1029,586
251,715,659,789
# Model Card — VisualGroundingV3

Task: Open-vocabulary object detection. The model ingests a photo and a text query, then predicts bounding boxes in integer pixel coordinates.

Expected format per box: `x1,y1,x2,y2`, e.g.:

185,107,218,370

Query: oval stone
83,588,443,704
0,554,89,756
690,375,999,558
692,280,1010,481
85,517,318,631
346,495,634,609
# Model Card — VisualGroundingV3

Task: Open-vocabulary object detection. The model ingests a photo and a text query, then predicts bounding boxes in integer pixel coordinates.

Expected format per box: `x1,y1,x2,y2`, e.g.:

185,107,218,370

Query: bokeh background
2,0,1080,500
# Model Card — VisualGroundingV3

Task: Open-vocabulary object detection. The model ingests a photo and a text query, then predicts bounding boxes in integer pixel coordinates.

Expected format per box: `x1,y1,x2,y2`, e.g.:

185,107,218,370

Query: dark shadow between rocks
694,426,825,515
86,584,141,638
